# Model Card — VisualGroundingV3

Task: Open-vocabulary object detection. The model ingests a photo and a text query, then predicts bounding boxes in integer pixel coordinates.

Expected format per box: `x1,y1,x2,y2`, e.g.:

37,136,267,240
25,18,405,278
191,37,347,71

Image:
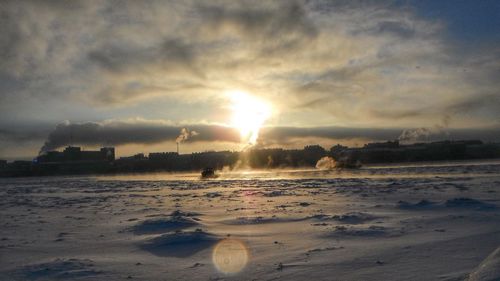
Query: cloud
38,119,241,153
87,38,203,77
196,1,318,57
198,1,317,38
260,126,401,142
0,128,47,143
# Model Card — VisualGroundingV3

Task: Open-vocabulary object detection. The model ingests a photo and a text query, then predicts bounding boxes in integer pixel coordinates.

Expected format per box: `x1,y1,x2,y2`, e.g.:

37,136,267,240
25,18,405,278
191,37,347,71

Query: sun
228,90,272,145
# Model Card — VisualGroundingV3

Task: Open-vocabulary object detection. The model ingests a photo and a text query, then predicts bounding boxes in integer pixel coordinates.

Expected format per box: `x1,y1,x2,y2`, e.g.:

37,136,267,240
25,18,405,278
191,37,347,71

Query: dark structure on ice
201,167,217,179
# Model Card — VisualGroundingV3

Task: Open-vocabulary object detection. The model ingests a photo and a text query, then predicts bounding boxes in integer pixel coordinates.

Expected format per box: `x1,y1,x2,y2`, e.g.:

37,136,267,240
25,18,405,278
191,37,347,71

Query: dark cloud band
31,120,500,154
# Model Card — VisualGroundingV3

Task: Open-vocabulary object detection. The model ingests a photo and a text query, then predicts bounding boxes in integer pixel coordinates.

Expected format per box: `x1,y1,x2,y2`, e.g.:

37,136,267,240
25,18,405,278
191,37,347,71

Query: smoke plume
398,127,432,143
176,128,199,143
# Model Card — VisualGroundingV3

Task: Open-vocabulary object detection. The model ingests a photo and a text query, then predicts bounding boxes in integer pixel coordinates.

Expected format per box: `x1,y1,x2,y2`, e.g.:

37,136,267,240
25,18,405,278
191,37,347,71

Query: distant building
118,153,146,161
0,160,7,169
64,146,81,161
364,140,399,149
39,151,65,162
149,152,178,161
36,146,115,163
11,160,32,168
330,144,348,153
100,147,115,161
427,140,483,146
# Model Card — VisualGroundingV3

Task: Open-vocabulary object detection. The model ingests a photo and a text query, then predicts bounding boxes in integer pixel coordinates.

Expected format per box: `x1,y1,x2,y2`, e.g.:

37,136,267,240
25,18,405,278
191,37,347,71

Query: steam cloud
315,156,337,170
398,116,451,143
176,128,199,143
398,127,433,143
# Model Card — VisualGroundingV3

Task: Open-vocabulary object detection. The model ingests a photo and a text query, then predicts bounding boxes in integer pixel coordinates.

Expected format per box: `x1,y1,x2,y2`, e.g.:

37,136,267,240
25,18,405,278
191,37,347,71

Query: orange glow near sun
228,90,272,145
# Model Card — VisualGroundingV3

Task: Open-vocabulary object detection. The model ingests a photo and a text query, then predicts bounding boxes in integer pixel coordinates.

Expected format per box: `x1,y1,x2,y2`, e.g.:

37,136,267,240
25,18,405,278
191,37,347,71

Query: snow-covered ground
1,160,500,280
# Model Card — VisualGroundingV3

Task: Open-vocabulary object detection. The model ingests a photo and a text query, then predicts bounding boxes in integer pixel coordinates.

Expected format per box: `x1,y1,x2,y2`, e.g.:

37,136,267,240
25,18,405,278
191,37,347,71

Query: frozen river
1,160,500,280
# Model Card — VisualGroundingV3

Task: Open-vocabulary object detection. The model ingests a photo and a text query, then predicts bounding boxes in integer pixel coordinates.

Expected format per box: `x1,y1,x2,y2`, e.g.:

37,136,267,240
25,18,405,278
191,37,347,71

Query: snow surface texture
1,160,500,280
468,247,500,281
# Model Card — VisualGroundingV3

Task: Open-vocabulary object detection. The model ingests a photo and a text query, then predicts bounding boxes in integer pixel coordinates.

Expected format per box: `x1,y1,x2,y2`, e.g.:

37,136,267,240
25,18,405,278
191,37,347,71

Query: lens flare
212,238,249,274
228,90,271,145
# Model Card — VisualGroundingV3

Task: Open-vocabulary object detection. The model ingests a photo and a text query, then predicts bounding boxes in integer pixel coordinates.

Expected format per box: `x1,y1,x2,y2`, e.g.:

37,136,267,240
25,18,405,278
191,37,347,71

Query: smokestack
70,126,73,147
175,128,199,154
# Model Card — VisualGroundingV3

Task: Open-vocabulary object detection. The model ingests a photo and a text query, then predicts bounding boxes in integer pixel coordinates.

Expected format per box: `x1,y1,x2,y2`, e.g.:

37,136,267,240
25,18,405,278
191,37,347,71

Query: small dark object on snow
201,168,217,179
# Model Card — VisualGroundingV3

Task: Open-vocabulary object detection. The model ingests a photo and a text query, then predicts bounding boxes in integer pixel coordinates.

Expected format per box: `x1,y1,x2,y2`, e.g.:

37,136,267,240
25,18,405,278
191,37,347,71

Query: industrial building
36,146,115,163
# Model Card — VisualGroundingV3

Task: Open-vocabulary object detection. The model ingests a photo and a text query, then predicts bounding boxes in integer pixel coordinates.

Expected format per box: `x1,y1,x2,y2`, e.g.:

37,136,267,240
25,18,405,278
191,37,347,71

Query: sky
1,0,499,159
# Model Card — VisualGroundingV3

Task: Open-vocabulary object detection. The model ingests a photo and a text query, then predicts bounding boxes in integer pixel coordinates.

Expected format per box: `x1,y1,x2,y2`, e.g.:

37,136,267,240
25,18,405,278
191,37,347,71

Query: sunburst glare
228,90,272,145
